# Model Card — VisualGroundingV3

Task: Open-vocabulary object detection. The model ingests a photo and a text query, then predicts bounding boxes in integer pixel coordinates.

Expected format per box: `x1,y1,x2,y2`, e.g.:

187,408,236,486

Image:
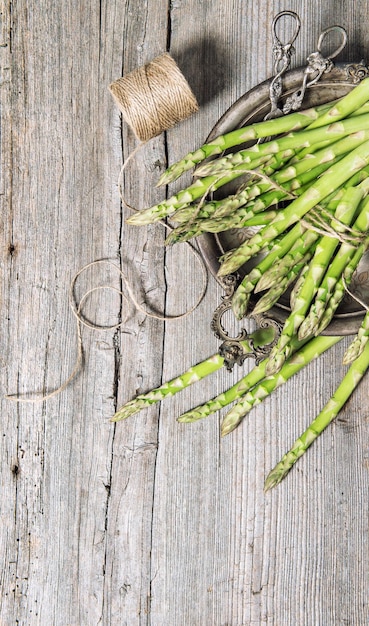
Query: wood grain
1,1,369,624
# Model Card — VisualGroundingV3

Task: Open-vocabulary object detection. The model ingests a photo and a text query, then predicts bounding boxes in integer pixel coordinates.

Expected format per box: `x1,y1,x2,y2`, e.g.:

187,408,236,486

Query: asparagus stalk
265,184,365,374
343,309,369,364
111,327,275,421
298,192,369,337
264,340,369,491
157,102,335,186
221,335,342,436
316,243,368,334
195,118,369,179
177,335,306,423
307,78,369,128
158,81,369,186
219,140,369,279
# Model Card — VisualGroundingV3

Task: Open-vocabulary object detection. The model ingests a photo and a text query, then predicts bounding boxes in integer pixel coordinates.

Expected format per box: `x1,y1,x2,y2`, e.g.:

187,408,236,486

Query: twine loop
5,255,208,404
218,167,369,247
301,205,369,246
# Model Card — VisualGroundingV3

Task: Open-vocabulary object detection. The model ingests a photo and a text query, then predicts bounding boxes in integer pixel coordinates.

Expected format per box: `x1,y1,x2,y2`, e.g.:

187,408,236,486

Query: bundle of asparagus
116,77,369,490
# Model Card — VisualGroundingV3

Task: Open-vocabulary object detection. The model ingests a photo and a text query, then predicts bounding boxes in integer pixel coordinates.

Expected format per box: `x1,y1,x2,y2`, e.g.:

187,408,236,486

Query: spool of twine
109,52,199,141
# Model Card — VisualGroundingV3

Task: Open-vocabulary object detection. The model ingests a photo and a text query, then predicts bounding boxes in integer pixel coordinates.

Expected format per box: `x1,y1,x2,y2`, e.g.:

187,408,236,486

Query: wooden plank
100,2,170,624
1,0,166,623
149,1,369,625
1,0,105,621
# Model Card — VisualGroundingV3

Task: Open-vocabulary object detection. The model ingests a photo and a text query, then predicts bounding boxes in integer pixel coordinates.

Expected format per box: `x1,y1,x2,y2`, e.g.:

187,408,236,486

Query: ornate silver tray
198,62,369,339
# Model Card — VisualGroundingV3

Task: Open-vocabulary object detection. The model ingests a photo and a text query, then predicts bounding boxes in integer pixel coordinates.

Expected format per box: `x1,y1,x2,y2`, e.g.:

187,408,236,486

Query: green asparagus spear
111,327,275,421
219,140,369,279
265,184,365,374
221,335,342,436
307,78,369,128
264,340,369,491
343,309,369,364
157,102,335,186
177,335,306,423
195,119,369,178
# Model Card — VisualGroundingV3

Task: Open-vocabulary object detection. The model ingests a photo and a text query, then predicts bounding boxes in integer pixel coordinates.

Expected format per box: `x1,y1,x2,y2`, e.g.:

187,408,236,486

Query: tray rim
197,60,369,336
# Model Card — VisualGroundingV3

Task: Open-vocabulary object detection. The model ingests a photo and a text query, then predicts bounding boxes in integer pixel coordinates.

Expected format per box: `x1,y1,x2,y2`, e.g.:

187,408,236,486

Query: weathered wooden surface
2,1,369,624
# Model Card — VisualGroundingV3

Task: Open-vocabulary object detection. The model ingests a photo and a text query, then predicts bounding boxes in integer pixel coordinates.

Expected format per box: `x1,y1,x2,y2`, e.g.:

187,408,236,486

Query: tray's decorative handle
264,10,301,120
211,275,283,371
346,61,369,83
283,25,347,114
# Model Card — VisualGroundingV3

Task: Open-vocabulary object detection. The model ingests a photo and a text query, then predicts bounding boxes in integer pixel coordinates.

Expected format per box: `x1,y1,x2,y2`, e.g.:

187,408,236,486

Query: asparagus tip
265,356,283,377
164,233,176,245
155,176,165,188
177,414,194,423
342,351,357,366
264,468,285,492
254,280,270,294
217,266,229,278
342,339,366,365
220,422,236,437
251,299,269,316
156,171,176,187
110,414,127,423
110,403,143,422
297,324,313,341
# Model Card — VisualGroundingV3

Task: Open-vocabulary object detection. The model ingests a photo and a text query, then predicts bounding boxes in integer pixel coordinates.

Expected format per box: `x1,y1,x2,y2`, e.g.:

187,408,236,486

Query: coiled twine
109,52,199,141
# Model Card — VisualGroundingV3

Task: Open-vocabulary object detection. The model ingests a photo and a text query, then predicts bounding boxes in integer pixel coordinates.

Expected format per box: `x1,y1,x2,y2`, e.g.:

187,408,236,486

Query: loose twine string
342,276,369,312
301,206,369,245
210,166,369,246
6,53,208,404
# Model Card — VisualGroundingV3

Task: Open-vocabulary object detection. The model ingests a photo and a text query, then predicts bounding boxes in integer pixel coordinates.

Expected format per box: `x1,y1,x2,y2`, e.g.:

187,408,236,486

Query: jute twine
109,52,198,142
231,167,369,247
6,53,205,404
5,256,208,404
